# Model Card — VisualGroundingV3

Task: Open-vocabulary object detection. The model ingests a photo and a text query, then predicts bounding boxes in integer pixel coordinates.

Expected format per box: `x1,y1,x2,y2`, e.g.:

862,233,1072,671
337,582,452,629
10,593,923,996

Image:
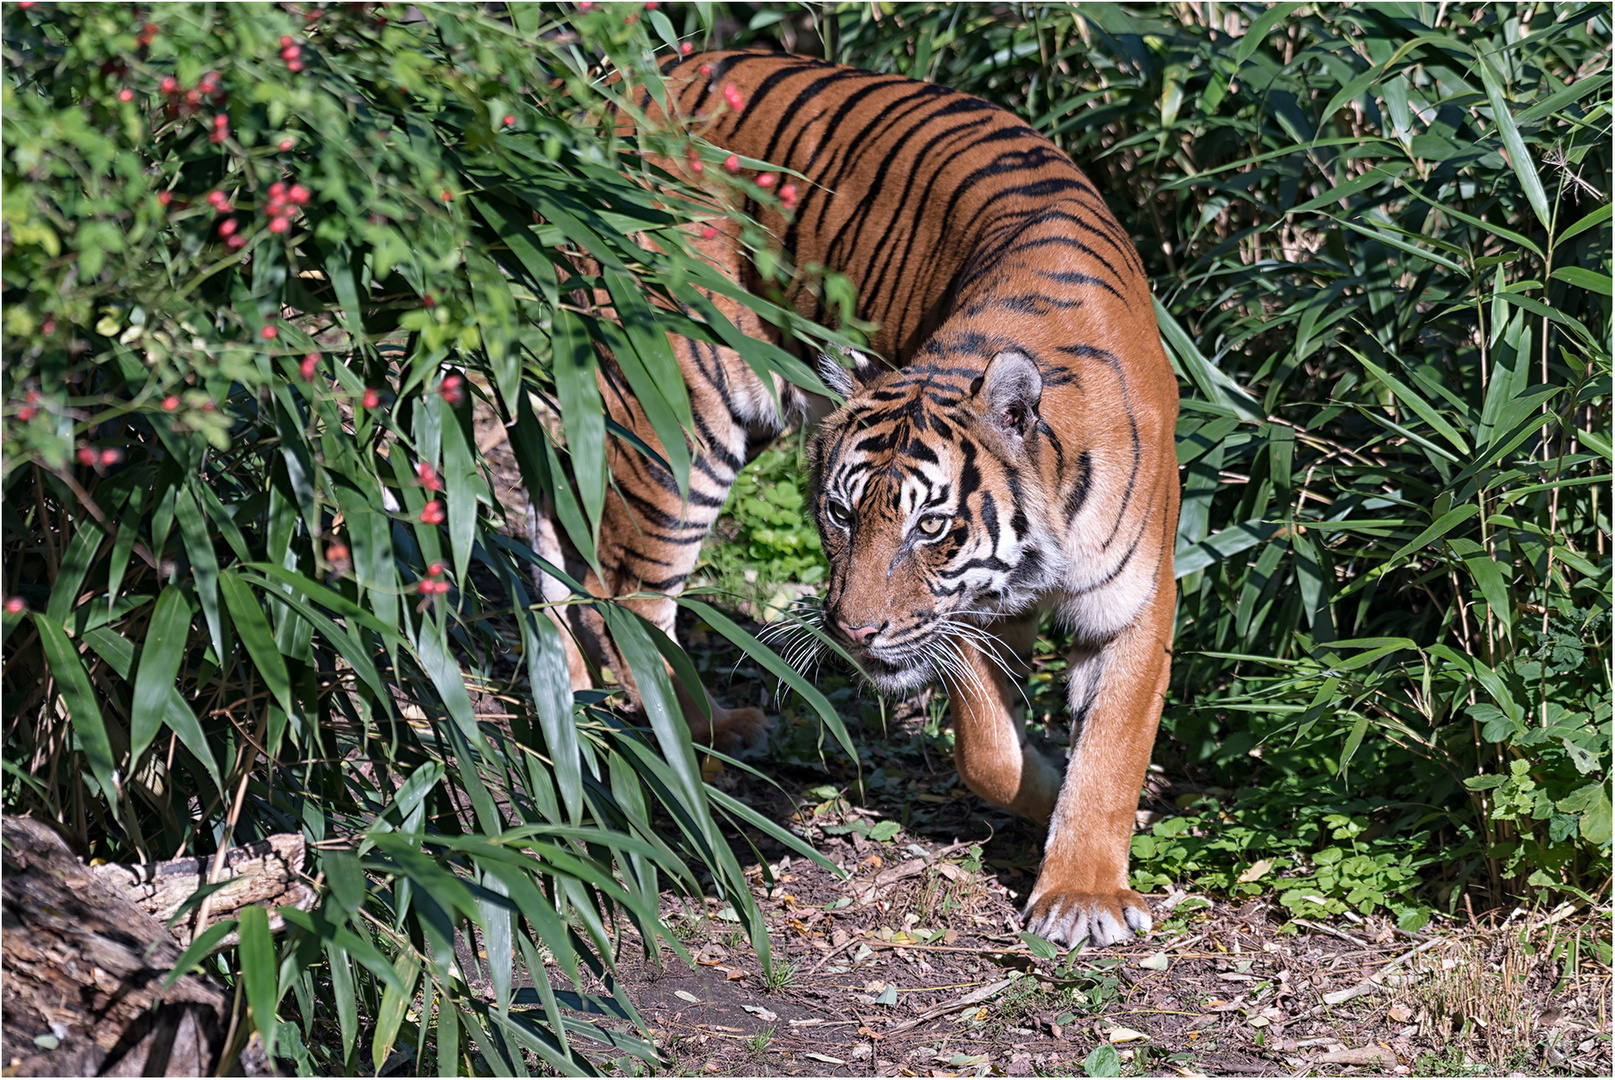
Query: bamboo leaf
238,905,280,1062
1478,57,1551,229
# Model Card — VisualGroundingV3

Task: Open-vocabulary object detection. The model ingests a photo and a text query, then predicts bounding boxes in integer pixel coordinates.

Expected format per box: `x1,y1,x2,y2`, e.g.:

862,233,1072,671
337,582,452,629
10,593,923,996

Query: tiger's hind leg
574,336,784,758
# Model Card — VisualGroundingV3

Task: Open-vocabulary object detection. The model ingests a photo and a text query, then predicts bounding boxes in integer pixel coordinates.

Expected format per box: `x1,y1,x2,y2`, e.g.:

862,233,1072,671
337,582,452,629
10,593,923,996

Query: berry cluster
419,562,450,597
279,35,304,73
265,180,311,234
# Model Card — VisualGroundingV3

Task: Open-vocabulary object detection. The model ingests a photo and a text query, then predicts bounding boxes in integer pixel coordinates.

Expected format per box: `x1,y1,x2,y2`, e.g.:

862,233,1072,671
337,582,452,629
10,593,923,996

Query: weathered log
90,831,316,946
0,816,270,1077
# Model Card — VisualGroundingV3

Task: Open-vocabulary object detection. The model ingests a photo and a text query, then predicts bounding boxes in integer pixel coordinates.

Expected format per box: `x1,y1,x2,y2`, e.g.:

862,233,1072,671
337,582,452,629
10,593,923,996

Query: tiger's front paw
697,705,774,759
1022,882,1153,949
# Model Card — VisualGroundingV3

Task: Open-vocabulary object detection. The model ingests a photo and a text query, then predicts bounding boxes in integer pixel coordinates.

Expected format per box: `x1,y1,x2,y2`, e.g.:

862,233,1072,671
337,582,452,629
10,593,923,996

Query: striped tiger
538,50,1179,949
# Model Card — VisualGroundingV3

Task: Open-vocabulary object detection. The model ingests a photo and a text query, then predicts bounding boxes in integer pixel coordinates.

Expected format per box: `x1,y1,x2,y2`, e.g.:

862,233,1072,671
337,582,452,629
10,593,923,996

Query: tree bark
0,816,272,1077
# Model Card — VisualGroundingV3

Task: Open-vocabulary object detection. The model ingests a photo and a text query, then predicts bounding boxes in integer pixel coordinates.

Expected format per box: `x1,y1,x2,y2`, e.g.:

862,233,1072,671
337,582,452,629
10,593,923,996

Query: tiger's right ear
816,347,874,399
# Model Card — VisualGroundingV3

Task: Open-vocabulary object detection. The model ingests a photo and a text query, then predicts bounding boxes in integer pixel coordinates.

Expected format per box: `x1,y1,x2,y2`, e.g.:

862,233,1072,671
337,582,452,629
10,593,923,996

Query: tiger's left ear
975,349,1043,441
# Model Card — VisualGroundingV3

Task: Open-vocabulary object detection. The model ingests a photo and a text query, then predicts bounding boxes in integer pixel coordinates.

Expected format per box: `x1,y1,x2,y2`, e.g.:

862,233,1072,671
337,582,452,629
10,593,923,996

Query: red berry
723,84,744,110
3,597,25,615
419,500,445,525
225,235,246,250
77,447,98,467
99,448,123,466
213,112,228,127
646,1,658,8
724,154,740,173
362,387,381,409
17,2,35,10
218,217,238,237
300,352,320,380
16,407,37,421
161,76,178,94
185,87,202,106
780,182,799,210
326,542,350,569
680,41,693,55
281,44,301,61
260,325,279,340
268,216,289,234
199,72,218,92
162,395,180,411
421,294,435,308
417,462,442,490
756,173,774,188
278,137,295,151
440,189,453,203
700,63,712,76
157,191,172,206
207,189,227,207
117,88,134,103
426,561,444,578
700,224,719,240
269,181,287,198
288,183,309,204
280,35,295,47
578,1,593,9
502,114,515,127
286,59,303,73
439,373,464,407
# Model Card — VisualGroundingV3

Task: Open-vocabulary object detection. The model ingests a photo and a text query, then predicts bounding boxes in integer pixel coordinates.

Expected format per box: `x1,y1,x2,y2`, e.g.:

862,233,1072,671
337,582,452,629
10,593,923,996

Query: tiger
535,50,1179,950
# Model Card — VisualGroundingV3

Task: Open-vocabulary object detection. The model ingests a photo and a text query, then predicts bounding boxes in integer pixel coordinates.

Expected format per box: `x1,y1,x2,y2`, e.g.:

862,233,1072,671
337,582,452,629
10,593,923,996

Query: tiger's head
806,347,1063,694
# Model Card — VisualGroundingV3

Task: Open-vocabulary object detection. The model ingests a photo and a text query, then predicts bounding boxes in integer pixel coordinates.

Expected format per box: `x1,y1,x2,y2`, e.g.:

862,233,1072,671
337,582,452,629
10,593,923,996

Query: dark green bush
1,3,854,1071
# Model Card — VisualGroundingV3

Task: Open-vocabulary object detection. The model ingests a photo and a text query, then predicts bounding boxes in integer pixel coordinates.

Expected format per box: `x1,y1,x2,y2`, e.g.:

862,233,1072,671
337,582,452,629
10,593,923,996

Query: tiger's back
558,51,1179,949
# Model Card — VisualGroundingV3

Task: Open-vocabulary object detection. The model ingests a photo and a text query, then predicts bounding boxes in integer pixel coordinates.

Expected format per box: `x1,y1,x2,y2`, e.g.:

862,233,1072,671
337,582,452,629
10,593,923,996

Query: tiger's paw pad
1022,887,1152,949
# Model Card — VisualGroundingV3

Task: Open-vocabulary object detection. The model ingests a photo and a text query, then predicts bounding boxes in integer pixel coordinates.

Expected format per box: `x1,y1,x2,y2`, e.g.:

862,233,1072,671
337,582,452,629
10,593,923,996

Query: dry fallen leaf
1387,1004,1413,1023
1107,1026,1148,1043
741,1004,778,1022
1236,858,1275,883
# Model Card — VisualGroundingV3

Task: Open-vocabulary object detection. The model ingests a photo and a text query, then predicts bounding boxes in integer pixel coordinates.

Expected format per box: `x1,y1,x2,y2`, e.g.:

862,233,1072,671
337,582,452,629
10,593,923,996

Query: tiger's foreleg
1021,552,1174,949
943,623,1065,824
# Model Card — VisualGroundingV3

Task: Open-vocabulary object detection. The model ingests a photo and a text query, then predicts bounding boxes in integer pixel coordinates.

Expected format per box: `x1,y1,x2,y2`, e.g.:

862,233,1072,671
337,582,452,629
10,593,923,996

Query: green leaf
164,918,238,986
238,905,280,1063
35,614,119,817
323,847,367,917
551,307,607,541
1551,265,1612,295
219,571,295,723
1352,349,1470,455
677,598,857,762
1478,57,1551,230
176,487,225,661
129,585,192,768
46,519,105,625
1084,1043,1121,1078
372,952,421,1074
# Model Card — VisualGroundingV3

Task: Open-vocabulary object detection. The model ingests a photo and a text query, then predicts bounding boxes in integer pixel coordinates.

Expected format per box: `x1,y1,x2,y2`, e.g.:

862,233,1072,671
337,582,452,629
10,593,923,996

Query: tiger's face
808,349,1062,694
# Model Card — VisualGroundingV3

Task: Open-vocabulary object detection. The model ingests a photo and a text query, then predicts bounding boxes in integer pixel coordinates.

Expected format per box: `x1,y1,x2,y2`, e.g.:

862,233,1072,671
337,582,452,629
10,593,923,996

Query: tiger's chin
851,651,940,697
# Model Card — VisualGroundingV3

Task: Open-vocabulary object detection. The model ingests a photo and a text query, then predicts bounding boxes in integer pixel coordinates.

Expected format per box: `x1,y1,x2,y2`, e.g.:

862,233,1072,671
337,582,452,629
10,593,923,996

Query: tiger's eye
826,501,852,527
917,515,947,537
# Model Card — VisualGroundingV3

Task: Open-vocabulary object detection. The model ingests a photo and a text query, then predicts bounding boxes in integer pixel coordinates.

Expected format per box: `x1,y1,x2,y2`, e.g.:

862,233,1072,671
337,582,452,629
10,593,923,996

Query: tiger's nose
836,619,881,645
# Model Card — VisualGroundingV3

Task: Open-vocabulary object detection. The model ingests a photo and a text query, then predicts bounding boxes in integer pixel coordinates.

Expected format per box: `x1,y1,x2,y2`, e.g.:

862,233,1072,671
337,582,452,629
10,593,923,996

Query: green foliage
1,3,844,1072
708,2,1612,914
697,442,827,613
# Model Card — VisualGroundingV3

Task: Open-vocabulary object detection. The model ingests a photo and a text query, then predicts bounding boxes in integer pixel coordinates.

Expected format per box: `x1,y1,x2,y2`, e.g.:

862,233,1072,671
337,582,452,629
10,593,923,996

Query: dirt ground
566,756,1611,1079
